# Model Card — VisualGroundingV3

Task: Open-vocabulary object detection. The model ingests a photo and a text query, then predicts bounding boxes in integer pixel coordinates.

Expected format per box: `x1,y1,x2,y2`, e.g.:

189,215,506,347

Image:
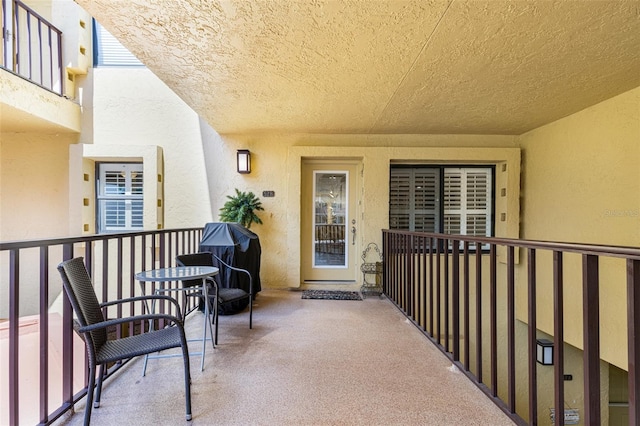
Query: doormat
302,290,362,301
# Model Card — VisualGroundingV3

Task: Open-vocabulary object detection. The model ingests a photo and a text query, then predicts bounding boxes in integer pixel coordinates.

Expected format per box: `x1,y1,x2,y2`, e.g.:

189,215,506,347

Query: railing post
553,251,564,426
490,244,498,397
39,246,49,424
582,254,600,425
444,237,450,353
475,242,483,384
408,235,415,320
463,241,470,370
436,237,442,345
9,249,20,426
452,239,460,361
116,237,124,337
421,235,427,330
629,259,640,425
429,236,434,336
528,248,538,425
61,243,75,411
507,246,516,413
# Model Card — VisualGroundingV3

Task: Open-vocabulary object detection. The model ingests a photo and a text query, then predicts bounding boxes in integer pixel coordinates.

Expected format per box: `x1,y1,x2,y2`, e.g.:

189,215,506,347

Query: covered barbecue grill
199,222,262,314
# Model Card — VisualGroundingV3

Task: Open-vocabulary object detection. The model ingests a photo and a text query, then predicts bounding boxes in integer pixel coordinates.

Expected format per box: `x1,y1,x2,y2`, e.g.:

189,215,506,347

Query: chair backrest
57,257,107,354
176,252,214,288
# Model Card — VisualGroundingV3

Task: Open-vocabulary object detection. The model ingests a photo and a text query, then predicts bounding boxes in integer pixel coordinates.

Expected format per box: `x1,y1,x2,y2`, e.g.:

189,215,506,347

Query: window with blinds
97,163,144,233
389,168,439,232
390,166,493,238
93,20,144,67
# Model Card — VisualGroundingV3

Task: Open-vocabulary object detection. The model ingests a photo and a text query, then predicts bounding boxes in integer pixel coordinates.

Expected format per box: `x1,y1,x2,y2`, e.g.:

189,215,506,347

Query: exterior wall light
237,149,251,174
536,339,554,365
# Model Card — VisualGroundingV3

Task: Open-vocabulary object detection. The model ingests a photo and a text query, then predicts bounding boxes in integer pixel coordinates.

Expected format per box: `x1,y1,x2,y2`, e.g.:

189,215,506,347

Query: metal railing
382,230,640,425
0,227,203,425
1,0,64,95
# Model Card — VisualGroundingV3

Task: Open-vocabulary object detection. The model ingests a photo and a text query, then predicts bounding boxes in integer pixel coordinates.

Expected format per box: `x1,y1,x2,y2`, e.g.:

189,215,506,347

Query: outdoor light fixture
536,339,554,365
237,149,251,174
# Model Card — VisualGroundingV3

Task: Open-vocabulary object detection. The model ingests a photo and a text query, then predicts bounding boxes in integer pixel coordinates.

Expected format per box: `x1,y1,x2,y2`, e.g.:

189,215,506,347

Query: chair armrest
100,295,183,321
212,254,253,294
78,313,184,334
100,294,181,312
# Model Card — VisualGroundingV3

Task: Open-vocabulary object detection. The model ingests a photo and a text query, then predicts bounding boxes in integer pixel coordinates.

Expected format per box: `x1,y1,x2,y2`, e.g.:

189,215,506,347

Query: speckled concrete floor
54,289,515,426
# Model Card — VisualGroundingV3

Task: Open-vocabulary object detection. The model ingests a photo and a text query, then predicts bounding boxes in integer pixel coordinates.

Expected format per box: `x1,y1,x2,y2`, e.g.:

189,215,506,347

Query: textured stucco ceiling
76,0,640,135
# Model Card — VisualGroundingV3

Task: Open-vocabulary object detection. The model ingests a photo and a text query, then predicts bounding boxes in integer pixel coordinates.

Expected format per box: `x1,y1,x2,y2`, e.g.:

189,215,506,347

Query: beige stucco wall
517,86,640,370
212,134,520,289
0,133,77,241
86,67,215,230
0,132,78,317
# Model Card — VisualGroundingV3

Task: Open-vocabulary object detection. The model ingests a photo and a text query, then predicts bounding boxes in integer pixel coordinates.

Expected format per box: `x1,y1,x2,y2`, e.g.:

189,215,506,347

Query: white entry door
301,161,359,282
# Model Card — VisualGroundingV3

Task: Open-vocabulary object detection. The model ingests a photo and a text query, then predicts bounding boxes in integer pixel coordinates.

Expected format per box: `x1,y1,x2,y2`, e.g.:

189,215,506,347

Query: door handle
351,226,356,245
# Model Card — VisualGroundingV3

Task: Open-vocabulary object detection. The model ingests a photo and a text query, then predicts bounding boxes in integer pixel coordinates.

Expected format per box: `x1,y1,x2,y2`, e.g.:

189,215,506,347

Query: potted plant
218,189,264,229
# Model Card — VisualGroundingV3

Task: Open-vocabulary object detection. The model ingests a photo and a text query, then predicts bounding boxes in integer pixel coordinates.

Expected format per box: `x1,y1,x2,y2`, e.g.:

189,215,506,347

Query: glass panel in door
313,171,348,268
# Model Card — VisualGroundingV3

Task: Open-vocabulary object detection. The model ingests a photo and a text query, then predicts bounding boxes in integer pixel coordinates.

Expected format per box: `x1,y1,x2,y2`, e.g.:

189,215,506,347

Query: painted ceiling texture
76,0,640,135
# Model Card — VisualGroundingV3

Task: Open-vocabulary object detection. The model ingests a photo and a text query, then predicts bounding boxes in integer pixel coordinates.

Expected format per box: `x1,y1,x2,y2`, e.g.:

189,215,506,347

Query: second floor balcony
2,228,639,425
1,0,81,133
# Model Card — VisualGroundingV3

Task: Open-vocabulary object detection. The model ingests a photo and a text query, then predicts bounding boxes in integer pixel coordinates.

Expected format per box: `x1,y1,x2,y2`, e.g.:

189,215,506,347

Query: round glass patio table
135,266,219,372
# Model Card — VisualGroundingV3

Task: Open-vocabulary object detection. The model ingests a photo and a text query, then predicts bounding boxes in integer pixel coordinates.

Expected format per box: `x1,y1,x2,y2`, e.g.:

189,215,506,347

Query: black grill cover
199,223,261,313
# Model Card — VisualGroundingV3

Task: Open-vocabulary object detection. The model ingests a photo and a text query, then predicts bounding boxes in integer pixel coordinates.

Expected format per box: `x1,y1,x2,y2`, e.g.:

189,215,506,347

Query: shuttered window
390,166,493,237
97,163,144,233
93,20,144,67
390,168,439,232
443,168,492,237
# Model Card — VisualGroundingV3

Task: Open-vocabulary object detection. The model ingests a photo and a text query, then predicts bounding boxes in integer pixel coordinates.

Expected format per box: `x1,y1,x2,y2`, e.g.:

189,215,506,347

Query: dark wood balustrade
0,228,202,425
1,0,64,96
383,229,640,425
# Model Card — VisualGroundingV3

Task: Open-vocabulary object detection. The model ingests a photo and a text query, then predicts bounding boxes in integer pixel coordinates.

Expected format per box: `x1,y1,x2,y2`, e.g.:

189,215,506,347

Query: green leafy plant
218,189,264,229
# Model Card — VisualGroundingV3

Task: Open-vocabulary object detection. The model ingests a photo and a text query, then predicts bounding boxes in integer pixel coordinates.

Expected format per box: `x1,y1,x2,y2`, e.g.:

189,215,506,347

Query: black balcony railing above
0,228,203,426
382,230,640,425
1,0,64,95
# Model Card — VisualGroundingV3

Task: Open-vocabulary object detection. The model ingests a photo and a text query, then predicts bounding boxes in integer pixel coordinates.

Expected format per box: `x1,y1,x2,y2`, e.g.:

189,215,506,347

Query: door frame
300,158,362,288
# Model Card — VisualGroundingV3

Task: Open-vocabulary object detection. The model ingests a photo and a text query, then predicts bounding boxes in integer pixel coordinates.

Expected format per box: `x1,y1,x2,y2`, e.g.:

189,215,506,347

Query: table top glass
135,266,219,282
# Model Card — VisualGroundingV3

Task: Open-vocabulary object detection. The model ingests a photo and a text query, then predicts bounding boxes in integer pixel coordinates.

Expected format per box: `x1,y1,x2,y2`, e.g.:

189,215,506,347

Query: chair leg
214,303,219,344
181,335,193,421
249,297,253,329
207,298,215,349
142,353,150,377
94,364,106,408
84,364,96,426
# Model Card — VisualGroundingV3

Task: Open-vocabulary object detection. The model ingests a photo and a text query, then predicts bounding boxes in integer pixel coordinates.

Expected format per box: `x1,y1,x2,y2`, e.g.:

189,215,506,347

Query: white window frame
97,163,144,233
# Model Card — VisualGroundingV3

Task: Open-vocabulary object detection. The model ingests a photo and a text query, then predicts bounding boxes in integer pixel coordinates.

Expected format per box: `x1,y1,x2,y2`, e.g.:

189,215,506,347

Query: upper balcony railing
0,228,203,425
1,0,64,96
382,230,640,425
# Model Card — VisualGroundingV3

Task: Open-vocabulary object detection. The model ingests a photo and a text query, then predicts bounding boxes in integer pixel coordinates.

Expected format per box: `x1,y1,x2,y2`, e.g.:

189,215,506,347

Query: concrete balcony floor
55,289,514,426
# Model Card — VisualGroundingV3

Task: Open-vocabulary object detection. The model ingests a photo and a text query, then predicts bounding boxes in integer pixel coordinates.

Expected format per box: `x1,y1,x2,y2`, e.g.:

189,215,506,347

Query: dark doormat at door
302,290,362,301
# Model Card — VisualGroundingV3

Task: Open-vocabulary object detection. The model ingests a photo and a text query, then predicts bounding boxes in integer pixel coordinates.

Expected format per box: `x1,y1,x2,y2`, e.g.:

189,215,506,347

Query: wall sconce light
237,149,251,174
536,339,554,365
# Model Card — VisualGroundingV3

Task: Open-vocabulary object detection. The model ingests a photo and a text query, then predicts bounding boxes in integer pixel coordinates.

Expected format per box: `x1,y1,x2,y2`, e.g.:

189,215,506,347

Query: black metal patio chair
176,252,253,344
57,257,192,426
